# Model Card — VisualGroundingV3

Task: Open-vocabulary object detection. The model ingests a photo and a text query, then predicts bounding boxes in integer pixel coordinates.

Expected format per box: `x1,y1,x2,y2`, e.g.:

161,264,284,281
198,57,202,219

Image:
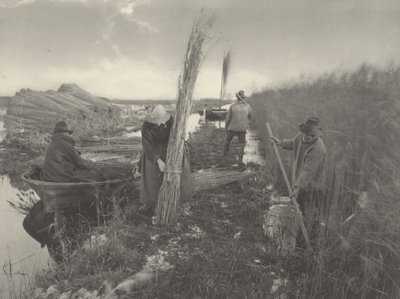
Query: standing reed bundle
155,13,215,225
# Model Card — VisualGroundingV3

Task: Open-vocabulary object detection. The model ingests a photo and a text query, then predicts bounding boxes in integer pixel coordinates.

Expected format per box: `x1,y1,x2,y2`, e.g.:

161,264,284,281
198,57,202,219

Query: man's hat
236,90,246,101
145,104,171,125
53,121,73,134
299,117,322,135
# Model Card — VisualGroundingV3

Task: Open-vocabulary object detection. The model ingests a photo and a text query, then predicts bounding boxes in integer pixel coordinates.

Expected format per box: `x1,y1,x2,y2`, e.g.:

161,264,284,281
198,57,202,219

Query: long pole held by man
267,123,311,250
268,117,327,250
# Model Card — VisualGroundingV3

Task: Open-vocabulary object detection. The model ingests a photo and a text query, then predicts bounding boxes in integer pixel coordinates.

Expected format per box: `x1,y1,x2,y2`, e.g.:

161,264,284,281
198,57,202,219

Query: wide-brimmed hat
299,117,322,135
236,90,246,101
145,104,170,125
53,121,73,134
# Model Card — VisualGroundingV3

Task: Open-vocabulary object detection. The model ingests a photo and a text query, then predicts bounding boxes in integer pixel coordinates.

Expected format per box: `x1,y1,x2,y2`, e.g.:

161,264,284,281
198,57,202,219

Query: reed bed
250,64,400,298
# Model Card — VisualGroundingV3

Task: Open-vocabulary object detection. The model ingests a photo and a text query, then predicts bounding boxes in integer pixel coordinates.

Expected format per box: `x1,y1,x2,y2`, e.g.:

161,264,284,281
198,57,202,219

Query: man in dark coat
223,90,253,168
139,105,194,216
42,121,102,182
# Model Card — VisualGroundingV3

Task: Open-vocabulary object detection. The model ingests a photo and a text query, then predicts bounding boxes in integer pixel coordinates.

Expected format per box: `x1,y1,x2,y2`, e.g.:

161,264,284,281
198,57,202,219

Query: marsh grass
20,64,400,297
250,64,400,298
29,126,276,298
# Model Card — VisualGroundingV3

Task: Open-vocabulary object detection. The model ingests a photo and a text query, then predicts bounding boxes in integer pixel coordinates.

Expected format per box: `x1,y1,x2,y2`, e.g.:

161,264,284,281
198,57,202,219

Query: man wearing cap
271,117,327,241
42,121,102,182
223,90,253,167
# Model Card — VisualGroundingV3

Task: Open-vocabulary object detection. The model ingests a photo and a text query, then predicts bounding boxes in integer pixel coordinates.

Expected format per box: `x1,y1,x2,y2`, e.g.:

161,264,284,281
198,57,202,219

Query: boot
139,204,154,217
238,143,245,163
223,141,230,156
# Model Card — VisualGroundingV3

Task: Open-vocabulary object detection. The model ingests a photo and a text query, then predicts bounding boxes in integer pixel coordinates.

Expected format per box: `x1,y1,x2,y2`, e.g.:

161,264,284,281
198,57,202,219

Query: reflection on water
0,176,49,297
243,130,265,166
0,107,6,143
201,119,265,165
0,110,50,295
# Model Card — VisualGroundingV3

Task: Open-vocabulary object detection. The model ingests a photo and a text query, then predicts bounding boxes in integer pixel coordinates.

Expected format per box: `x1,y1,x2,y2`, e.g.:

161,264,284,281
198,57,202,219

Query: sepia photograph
0,0,399,298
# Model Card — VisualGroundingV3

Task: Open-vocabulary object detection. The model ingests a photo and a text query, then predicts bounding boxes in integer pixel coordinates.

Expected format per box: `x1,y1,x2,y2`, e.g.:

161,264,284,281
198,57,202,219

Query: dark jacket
42,133,95,182
140,117,194,208
282,132,326,190
141,117,173,164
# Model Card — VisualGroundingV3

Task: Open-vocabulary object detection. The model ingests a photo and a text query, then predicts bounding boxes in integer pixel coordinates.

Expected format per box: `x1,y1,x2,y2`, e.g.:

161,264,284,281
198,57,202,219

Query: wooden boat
21,171,126,213
206,108,227,121
197,108,227,121
21,171,131,262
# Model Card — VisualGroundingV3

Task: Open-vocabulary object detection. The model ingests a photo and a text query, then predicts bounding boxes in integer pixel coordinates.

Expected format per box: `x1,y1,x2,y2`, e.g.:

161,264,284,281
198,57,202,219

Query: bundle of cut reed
93,160,138,180
192,169,256,193
156,12,215,225
79,136,141,147
76,144,142,153
3,84,122,141
28,156,138,181
133,169,255,193
8,190,40,215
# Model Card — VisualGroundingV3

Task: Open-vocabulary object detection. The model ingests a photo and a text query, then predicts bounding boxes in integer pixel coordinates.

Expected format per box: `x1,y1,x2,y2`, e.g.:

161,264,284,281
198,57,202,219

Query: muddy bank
30,125,281,299
2,108,293,298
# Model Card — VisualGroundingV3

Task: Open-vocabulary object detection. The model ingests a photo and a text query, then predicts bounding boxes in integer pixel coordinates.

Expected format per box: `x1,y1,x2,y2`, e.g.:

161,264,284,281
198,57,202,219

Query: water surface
0,111,50,296
0,176,49,296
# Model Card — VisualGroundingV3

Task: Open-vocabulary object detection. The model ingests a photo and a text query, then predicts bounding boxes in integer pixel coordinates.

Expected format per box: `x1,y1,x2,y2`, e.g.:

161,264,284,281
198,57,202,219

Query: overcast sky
0,0,399,99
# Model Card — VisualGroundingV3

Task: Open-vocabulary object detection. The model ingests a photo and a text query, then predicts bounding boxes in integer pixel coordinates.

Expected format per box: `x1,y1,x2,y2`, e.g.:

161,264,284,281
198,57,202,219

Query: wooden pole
155,13,215,225
266,122,311,250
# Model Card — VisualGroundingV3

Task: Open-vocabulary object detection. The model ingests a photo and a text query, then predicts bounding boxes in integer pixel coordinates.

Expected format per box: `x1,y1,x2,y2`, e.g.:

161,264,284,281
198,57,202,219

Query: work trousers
296,188,327,248
223,130,246,162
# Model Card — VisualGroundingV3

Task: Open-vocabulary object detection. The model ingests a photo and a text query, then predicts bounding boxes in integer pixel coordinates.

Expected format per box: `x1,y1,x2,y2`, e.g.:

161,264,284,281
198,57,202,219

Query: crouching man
43,120,103,182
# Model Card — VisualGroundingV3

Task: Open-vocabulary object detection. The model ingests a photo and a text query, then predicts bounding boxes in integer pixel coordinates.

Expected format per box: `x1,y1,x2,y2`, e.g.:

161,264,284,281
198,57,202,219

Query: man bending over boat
42,120,103,182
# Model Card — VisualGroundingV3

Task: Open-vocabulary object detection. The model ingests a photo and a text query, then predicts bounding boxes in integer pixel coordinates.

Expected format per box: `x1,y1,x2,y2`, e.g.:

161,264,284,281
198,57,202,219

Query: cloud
1,0,400,99
0,0,35,8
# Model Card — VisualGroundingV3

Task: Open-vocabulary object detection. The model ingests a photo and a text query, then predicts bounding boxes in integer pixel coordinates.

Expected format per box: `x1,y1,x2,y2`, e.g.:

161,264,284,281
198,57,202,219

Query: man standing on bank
139,105,194,216
271,117,327,241
223,90,253,168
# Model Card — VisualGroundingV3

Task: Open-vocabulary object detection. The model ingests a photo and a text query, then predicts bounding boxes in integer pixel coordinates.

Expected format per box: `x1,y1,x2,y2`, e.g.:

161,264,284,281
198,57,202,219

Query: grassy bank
249,64,400,298
12,65,400,298
28,125,277,299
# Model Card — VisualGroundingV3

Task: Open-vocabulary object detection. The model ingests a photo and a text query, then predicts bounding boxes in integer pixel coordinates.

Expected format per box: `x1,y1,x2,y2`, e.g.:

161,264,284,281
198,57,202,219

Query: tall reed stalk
155,12,214,225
